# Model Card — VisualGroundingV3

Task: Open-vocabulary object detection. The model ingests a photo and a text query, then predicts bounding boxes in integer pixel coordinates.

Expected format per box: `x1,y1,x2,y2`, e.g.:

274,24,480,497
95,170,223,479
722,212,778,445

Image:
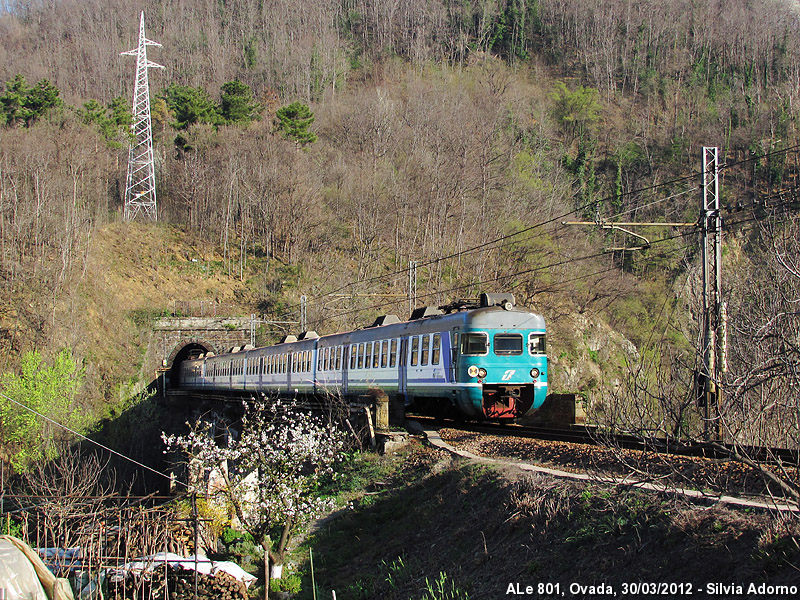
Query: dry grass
299,439,800,599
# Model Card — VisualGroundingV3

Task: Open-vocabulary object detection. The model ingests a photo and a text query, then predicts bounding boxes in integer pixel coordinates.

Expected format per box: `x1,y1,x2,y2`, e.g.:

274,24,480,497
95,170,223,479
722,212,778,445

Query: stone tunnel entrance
167,342,216,388
150,315,251,391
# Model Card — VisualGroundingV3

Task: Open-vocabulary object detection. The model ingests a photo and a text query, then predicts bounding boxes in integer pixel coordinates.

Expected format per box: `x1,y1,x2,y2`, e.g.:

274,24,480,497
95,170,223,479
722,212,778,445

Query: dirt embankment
307,440,800,600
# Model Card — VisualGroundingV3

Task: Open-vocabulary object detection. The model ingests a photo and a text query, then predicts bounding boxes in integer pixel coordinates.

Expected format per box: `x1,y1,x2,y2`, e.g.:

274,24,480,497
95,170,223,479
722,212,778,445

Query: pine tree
275,101,317,147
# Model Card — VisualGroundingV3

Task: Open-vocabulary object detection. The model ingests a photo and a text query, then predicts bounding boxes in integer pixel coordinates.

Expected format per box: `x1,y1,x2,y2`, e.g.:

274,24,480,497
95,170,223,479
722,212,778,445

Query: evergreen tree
0,74,62,126
275,101,317,146
220,79,260,124
80,96,132,146
162,83,221,129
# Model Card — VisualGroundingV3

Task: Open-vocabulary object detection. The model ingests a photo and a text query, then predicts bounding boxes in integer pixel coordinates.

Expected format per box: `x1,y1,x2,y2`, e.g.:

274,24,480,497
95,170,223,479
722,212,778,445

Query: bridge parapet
155,316,250,332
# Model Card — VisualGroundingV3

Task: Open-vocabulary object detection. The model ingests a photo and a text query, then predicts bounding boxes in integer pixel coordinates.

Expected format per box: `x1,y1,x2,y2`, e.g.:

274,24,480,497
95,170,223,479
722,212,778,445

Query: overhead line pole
408,260,417,317
563,146,726,442
121,12,163,221
701,146,724,441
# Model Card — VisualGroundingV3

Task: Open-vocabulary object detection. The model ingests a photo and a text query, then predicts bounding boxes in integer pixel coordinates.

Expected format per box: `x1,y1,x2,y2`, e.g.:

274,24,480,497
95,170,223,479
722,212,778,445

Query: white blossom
163,399,346,576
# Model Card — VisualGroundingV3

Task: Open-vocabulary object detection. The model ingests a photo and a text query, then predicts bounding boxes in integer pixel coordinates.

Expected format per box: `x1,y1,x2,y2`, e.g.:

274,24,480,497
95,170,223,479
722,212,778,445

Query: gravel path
427,426,799,511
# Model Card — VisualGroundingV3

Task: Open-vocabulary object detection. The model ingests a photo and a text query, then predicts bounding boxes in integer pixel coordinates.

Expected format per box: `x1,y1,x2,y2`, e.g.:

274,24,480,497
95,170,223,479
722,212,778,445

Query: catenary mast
121,12,163,221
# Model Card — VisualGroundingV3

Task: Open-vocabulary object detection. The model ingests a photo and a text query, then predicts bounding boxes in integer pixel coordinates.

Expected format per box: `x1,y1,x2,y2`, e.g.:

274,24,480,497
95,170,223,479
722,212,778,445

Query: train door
342,344,349,396
449,328,459,381
287,351,293,394
398,336,409,402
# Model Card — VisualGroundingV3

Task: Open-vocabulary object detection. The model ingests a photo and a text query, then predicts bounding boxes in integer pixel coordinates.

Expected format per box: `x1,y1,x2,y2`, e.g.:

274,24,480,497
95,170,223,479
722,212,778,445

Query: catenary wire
274,169,709,320
275,145,800,324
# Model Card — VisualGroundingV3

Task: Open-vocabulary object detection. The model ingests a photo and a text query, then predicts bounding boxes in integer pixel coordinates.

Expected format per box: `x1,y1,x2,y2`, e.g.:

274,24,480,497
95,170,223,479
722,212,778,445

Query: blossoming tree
163,399,345,599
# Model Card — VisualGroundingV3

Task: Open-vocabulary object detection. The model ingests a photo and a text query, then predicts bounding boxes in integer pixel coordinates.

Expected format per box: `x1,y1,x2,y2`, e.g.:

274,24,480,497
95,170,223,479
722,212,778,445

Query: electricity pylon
121,11,163,221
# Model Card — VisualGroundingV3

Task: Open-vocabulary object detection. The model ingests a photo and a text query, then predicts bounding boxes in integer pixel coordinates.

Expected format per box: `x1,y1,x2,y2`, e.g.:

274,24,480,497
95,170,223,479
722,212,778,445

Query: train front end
455,302,547,419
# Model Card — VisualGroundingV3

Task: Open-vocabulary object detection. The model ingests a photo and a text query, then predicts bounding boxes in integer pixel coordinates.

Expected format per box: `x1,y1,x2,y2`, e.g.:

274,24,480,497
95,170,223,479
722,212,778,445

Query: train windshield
529,334,546,355
494,333,523,355
461,332,489,355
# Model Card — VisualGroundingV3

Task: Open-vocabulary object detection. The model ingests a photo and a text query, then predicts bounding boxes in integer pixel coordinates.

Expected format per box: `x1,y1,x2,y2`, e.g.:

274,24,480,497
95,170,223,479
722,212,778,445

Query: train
178,293,547,420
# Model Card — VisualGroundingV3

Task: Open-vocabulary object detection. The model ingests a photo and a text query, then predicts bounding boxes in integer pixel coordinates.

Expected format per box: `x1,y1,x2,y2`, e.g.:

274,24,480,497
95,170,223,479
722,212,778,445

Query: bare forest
1,0,800,470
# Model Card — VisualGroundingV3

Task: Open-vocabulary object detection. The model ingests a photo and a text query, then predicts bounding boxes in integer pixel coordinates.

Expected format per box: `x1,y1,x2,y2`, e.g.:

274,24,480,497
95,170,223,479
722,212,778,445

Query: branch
708,441,800,505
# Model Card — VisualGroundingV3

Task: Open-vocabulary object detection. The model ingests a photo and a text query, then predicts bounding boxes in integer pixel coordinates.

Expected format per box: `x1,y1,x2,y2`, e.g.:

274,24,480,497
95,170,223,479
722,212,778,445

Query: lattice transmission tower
121,12,164,221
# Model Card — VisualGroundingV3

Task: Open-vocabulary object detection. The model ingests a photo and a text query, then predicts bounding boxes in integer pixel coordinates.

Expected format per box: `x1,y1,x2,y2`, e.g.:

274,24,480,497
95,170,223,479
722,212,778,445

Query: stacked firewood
109,565,248,600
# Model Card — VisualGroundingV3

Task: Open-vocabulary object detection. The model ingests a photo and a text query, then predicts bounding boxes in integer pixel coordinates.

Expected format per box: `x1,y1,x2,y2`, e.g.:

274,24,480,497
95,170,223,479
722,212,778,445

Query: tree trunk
261,537,271,600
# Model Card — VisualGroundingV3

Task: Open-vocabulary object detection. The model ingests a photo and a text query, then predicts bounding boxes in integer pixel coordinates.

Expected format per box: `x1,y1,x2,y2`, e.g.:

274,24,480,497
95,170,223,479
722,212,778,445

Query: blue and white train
178,293,547,419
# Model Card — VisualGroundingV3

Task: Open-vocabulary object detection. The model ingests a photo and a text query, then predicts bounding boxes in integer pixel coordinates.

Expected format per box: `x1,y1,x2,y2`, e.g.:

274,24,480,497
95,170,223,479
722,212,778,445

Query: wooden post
364,407,376,450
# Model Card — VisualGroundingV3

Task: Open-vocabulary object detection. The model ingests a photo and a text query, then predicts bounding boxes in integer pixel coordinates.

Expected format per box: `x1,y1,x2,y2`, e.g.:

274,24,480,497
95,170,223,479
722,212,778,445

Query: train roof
186,294,545,362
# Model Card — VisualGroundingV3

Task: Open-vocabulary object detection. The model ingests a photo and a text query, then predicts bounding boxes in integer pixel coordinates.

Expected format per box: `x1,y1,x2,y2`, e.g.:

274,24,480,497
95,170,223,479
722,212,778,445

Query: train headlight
468,365,479,378
478,368,487,378
530,367,540,378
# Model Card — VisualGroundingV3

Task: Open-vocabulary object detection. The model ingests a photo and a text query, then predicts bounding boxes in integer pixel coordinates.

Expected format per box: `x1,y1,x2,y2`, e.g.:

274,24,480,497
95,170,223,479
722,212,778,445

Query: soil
304,437,800,600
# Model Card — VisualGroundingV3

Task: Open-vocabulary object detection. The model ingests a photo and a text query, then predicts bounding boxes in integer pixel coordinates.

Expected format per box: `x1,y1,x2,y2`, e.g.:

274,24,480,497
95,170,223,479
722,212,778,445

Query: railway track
408,415,800,467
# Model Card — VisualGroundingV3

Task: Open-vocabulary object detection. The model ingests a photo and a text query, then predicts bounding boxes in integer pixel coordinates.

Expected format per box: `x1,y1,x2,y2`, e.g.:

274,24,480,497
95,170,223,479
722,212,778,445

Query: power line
0,391,183,487
278,144,800,327
278,173,705,321
307,233,697,329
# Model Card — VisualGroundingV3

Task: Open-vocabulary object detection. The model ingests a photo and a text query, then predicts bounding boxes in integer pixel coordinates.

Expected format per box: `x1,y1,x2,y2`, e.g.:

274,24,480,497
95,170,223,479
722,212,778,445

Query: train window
421,335,430,365
410,336,419,366
358,343,364,369
432,333,441,364
365,342,372,369
373,342,380,368
494,333,523,356
336,346,342,370
307,350,312,372
461,333,489,355
529,334,546,355
381,340,388,368
350,346,356,369
390,339,398,367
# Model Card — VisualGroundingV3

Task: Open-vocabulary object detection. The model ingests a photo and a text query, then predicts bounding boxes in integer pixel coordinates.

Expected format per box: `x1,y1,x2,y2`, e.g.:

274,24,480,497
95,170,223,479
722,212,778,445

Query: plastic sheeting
109,552,257,588
0,536,74,600
0,537,48,600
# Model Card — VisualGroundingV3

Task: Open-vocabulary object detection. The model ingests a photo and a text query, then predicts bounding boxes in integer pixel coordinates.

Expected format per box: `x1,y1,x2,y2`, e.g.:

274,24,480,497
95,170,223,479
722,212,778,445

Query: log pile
109,564,248,600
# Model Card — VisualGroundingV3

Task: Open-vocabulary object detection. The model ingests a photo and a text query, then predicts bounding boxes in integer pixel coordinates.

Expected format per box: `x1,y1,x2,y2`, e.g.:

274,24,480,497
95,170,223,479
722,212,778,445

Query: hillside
297,439,800,599
0,0,799,477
